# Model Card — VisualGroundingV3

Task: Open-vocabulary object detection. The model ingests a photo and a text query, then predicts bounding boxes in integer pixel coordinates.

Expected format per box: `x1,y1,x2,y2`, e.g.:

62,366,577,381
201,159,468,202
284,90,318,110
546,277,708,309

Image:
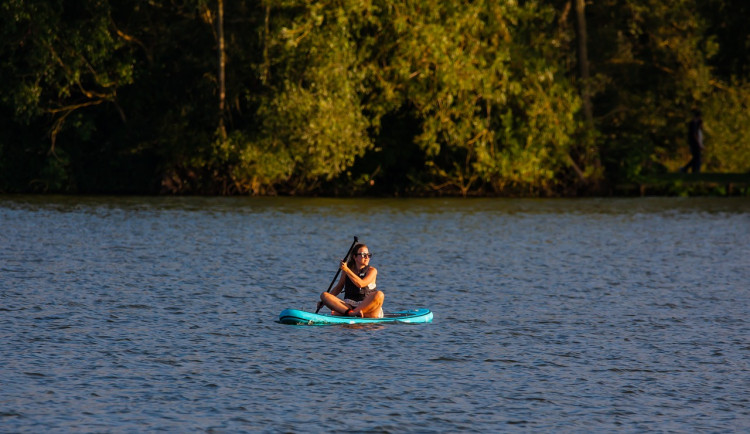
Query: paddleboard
278,308,433,326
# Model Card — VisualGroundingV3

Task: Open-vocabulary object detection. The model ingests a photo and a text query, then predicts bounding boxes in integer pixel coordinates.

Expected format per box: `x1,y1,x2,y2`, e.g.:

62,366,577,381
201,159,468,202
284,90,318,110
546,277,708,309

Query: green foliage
588,0,697,174
2,0,134,128
1,0,748,195
702,0,750,79
360,1,583,196
1,0,139,191
209,0,374,194
703,80,750,173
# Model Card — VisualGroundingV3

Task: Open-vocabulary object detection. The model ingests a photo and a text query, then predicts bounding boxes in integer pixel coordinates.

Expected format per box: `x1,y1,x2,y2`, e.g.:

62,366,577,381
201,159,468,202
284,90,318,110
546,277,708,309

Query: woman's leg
320,292,352,315
351,291,384,318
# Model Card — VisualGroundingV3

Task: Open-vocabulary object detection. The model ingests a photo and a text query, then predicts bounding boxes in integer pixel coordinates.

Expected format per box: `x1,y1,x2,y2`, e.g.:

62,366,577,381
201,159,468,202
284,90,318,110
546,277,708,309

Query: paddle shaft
315,236,358,313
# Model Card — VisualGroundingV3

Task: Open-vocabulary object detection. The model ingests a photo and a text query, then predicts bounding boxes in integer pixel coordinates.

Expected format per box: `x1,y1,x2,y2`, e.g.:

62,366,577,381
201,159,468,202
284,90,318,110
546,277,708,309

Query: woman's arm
340,263,377,288
329,273,345,296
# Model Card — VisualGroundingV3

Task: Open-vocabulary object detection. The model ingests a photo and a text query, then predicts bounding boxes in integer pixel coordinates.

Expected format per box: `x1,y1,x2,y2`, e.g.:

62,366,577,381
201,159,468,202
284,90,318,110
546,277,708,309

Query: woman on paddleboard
319,243,384,318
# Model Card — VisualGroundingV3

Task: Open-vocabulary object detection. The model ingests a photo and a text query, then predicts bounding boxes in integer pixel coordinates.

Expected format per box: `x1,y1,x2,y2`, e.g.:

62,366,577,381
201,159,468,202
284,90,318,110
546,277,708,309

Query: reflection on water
1,196,749,432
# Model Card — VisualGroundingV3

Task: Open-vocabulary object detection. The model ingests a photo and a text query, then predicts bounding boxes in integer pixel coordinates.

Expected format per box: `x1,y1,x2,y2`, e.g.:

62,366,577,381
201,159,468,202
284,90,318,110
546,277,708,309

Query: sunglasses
353,252,372,258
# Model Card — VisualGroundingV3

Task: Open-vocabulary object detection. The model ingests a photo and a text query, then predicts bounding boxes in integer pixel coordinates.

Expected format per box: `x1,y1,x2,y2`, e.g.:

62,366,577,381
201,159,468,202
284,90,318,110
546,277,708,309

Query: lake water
1,196,749,432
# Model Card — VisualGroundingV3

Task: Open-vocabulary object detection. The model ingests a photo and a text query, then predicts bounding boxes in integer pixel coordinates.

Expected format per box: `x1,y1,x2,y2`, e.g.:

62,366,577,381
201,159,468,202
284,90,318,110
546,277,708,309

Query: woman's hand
340,261,350,273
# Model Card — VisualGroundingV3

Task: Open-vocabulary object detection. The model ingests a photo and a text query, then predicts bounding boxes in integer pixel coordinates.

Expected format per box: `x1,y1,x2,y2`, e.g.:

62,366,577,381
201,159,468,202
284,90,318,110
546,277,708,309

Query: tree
1,0,136,191
207,0,375,194
368,1,584,195
584,0,715,179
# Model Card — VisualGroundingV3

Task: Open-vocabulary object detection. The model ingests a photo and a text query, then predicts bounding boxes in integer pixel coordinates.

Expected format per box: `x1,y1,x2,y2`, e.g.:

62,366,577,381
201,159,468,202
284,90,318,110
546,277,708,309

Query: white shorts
343,298,383,318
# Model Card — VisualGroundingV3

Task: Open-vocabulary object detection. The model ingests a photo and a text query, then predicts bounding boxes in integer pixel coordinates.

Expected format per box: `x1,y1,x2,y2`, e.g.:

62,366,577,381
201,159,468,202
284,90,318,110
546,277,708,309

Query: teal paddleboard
279,308,433,326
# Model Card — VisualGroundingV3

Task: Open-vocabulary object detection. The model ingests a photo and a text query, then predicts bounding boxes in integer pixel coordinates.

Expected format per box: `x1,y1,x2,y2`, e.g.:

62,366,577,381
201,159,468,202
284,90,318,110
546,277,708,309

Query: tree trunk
263,4,271,84
217,0,227,138
575,0,593,126
575,0,602,182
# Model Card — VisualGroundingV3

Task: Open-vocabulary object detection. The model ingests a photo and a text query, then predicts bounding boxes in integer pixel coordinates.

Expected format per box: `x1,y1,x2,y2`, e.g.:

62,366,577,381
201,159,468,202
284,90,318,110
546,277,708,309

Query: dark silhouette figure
681,110,704,173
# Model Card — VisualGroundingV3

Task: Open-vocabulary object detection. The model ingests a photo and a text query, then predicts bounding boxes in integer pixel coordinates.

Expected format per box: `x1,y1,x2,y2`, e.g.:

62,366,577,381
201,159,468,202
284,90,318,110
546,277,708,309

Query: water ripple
1,196,749,432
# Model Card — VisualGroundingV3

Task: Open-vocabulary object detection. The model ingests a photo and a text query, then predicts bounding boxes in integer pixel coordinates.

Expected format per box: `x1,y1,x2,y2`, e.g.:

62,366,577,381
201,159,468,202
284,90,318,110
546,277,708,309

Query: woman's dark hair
347,243,369,269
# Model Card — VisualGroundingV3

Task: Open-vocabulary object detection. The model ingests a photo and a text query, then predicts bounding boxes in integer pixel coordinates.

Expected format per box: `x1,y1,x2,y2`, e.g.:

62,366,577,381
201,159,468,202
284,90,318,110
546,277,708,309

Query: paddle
315,236,358,313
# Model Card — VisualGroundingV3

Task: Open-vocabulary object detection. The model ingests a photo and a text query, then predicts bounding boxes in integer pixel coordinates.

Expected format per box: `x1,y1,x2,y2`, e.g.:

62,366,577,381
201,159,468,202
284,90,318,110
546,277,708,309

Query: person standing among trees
681,109,704,173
